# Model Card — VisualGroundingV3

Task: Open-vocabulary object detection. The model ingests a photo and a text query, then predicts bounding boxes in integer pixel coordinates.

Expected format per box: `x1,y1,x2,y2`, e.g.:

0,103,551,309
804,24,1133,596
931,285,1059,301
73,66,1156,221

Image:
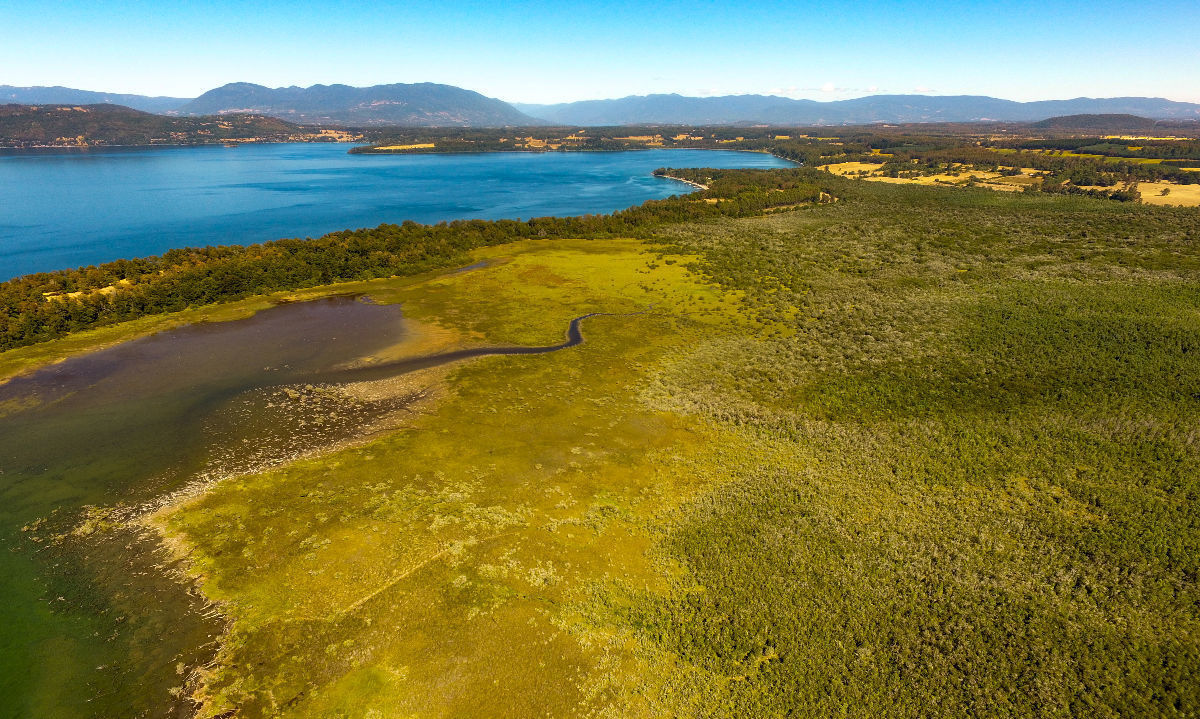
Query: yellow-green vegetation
822,160,1038,193
1041,149,1167,164
99,179,1200,716
151,238,753,717
820,161,888,177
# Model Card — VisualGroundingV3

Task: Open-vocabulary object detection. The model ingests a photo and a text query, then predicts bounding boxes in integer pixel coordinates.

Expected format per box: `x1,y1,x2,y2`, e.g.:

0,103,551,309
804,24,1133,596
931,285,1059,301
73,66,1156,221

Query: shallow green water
0,297,407,719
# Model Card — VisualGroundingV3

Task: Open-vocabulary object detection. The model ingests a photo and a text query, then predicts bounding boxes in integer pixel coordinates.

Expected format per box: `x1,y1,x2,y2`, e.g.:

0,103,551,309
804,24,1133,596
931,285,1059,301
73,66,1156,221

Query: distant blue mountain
514,93,1200,126
0,85,188,113
177,82,541,127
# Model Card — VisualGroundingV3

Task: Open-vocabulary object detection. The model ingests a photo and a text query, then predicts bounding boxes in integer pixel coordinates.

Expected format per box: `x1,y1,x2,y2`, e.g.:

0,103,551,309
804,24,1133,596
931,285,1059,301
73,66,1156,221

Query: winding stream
318,311,636,383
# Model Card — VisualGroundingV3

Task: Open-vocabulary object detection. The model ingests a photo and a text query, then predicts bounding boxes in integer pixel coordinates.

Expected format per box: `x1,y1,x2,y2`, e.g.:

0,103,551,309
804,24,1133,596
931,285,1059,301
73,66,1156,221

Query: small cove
0,297,411,718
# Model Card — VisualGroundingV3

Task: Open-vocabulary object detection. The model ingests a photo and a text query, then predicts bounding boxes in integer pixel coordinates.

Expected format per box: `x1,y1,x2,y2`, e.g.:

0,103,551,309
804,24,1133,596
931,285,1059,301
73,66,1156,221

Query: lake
0,145,793,279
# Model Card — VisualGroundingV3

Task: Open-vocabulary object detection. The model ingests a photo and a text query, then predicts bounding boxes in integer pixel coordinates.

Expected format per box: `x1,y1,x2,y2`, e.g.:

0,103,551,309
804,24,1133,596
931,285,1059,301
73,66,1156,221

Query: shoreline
0,138,359,151
351,144,798,161
655,173,710,190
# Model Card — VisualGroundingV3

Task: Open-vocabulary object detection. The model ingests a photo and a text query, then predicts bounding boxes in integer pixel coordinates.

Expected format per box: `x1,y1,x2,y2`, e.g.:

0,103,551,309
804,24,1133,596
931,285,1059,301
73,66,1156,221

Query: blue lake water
0,144,793,280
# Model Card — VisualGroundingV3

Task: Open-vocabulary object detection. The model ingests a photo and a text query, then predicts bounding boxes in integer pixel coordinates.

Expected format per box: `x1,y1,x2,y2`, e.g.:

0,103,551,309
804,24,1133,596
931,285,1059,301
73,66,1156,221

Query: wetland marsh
2,169,1198,718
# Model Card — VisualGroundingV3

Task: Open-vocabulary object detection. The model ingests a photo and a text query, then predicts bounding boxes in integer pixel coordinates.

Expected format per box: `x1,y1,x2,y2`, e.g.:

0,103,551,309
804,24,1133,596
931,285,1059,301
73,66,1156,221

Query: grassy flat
150,238,750,717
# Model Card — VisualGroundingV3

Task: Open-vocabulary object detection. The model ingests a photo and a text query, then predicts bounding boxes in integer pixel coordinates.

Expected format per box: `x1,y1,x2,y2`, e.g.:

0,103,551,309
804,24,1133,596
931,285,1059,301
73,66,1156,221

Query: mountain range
4,83,1199,127
514,94,1200,126
175,82,537,126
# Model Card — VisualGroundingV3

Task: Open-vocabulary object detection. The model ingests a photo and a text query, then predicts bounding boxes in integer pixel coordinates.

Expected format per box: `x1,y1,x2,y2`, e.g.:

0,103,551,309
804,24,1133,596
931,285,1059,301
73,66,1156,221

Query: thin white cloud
768,84,888,99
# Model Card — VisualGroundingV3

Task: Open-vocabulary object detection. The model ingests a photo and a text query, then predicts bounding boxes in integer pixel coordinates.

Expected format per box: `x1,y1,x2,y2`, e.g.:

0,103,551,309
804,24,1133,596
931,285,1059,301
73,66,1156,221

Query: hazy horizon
5,82,1199,109
2,0,1197,105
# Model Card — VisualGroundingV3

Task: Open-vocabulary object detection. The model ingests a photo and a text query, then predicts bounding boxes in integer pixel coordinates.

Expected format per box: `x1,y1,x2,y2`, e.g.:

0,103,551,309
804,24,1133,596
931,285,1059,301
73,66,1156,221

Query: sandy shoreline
655,173,709,190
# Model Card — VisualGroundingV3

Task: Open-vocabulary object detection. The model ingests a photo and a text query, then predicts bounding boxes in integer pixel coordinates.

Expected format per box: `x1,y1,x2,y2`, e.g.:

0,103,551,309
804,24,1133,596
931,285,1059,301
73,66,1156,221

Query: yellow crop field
373,143,436,151
1139,181,1200,206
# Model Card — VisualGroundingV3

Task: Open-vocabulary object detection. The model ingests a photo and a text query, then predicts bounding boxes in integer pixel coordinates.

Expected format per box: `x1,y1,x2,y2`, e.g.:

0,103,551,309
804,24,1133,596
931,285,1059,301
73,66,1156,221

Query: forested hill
0,104,322,148
1029,114,1168,131
516,93,1200,126
9,84,1198,128
177,82,541,127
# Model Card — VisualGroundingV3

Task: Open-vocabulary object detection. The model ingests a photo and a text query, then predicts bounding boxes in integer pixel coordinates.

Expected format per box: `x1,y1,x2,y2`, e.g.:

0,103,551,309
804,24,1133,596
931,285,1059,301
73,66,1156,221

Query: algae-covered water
0,297,408,719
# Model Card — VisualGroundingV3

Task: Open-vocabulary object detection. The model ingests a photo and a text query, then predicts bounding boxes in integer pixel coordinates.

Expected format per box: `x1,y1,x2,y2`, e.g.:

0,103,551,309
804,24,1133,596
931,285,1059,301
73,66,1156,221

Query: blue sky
2,0,1197,103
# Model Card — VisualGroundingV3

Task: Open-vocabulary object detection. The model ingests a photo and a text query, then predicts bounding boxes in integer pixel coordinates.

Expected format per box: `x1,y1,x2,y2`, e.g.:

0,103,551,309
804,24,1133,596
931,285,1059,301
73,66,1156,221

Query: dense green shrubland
614,180,1200,716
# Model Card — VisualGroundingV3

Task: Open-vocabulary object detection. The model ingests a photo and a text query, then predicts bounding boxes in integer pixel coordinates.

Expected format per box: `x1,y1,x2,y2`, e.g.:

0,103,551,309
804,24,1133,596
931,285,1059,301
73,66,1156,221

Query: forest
622,179,1200,716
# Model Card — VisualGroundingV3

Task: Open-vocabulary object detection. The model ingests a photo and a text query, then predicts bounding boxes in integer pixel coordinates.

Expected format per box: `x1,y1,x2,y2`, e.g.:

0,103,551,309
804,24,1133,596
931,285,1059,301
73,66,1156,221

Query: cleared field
984,169,1041,185
822,161,1031,192
372,143,437,150
1075,182,1200,208
821,161,886,177
1139,180,1200,206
